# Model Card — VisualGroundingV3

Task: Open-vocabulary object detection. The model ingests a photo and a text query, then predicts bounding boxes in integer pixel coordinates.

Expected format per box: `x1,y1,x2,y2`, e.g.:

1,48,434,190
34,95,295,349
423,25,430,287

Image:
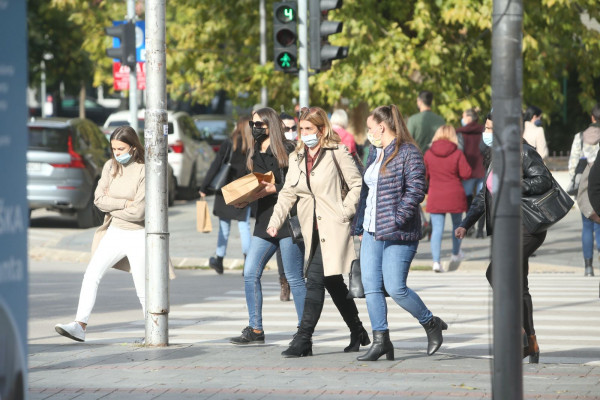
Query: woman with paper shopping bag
228,107,307,345
267,107,369,358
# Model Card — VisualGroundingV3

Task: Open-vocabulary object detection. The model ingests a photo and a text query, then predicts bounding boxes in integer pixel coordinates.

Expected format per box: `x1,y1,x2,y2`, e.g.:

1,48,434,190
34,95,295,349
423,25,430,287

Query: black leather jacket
459,141,552,234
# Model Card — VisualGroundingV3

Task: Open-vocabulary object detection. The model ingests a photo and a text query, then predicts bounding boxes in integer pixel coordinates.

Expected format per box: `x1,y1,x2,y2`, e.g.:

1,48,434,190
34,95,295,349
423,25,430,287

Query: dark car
27,118,111,228
193,114,234,152
56,97,118,126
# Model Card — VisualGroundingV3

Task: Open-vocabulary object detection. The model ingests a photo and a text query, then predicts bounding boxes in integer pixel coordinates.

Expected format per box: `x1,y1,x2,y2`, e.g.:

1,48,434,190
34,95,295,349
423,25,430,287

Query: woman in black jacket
229,107,306,345
455,113,552,363
200,116,253,274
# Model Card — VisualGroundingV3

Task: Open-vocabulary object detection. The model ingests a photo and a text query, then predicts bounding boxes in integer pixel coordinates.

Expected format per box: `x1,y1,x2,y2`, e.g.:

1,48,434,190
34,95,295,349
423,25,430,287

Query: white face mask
284,131,297,141
301,133,319,148
482,131,493,147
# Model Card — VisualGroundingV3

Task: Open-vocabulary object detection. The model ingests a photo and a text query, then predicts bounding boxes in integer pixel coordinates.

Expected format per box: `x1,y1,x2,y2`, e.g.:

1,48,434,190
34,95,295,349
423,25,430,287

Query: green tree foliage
34,1,600,150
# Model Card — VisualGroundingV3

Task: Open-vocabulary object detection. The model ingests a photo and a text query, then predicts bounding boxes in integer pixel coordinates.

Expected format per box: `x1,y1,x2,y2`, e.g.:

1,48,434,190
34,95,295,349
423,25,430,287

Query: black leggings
486,228,547,336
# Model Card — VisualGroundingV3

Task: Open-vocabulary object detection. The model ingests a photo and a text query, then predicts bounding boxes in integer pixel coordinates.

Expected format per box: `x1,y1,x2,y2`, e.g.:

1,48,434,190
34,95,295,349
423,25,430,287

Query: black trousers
301,231,360,334
486,228,547,336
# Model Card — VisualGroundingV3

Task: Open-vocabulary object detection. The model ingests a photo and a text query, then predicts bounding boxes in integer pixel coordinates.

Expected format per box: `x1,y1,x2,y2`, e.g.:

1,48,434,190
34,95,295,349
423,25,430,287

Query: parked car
27,118,110,228
56,97,118,126
104,110,215,198
193,114,234,152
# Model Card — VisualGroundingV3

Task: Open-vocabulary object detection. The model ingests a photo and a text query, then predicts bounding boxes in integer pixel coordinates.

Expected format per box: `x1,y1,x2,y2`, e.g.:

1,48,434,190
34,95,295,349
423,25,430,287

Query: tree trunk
79,82,86,119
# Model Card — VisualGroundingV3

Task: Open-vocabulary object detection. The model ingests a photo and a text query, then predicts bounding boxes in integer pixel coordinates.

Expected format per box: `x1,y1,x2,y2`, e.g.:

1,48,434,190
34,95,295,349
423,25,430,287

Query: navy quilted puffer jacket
352,140,426,241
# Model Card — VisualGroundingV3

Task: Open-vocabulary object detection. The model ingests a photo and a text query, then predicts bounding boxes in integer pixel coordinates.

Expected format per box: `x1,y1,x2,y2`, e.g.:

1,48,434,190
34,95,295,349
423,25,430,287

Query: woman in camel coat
268,106,369,358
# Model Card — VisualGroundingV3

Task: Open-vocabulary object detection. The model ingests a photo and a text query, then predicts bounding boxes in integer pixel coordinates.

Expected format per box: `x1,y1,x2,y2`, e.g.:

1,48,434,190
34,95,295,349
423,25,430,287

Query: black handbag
287,213,303,244
522,176,574,234
347,244,390,299
207,142,233,191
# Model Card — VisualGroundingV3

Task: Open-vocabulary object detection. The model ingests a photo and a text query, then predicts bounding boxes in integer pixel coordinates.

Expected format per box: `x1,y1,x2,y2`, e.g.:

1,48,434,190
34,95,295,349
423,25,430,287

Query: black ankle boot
281,329,312,358
357,330,394,361
422,316,448,356
344,325,371,352
584,258,594,276
209,256,224,274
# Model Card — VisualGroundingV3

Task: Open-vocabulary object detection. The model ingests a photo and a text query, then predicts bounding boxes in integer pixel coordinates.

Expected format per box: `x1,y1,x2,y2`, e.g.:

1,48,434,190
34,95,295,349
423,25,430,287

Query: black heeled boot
324,275,371,352
422,316,448,356
357,330,394,361
584,258,594,276
281,329,312,358
209,256,224,274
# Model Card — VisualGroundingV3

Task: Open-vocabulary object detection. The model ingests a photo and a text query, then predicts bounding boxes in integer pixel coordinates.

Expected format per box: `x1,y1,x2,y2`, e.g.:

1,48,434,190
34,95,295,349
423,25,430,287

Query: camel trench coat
269,144,362,276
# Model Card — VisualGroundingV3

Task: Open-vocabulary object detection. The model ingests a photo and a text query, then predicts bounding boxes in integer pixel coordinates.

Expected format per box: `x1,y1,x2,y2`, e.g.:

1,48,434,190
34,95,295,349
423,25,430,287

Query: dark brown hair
247,107,289,171
370,104,416,171
109,125,144,176
231,115,251,154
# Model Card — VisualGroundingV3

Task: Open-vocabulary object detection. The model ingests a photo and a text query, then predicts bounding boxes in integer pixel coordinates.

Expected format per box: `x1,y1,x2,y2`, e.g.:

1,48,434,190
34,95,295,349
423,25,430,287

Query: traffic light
105,21,137,69
309,0,348,71
273,1,298,73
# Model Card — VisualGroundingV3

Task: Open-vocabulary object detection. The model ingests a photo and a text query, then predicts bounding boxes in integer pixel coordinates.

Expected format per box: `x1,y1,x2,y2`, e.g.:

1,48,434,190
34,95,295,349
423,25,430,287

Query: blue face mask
461,118,467,127
534,119,542,127
301,134,319,148
115,151,132,164
482,132,493,147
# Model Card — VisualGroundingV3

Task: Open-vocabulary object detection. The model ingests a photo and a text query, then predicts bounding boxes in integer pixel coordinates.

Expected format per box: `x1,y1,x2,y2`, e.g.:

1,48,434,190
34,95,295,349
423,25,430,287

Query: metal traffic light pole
298,0,309,108
144,0,169,347
127,0,138,134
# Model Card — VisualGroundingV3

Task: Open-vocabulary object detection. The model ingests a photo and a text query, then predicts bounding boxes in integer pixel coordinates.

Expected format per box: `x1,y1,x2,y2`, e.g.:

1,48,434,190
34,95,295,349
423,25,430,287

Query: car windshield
28,127,70,152
194,120,228,137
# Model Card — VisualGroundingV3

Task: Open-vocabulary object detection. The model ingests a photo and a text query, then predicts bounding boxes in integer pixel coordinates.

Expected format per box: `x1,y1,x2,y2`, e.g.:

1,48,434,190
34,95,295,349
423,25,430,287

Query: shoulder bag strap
331,149,347,188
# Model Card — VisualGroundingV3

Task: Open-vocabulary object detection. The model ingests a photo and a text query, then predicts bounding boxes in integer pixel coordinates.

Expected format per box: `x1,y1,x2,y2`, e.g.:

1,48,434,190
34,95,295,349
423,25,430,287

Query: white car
104,110,215,200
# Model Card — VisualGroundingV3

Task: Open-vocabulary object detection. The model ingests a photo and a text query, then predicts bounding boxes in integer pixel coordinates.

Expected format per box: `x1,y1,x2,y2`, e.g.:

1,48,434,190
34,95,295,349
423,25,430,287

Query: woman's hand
266,227,278,237
590,212,600,224
455,227,467,239
234,201,249,209
253,180,277,200
125,200,132,208
199,191,206,198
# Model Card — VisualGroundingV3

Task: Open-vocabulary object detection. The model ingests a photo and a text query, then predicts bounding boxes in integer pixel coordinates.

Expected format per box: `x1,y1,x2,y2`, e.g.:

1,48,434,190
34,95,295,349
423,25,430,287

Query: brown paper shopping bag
221,171,275,205
196,199,212,233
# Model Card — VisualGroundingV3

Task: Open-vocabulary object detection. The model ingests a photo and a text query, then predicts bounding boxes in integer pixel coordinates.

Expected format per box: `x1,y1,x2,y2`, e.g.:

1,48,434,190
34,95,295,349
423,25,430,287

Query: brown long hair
247,107,289,171
296,106,341,152
370,104,416,171
109,125,144,177
231,115,251,153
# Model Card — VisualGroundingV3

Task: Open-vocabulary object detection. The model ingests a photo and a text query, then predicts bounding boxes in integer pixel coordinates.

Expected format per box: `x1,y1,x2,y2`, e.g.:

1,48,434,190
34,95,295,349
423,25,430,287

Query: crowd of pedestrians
53,90,600,365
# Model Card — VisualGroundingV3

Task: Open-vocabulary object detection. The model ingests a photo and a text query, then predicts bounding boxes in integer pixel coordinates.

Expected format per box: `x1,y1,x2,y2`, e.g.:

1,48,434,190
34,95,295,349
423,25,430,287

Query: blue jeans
430,213,463,262
360,231,433,330
216,207,251,257
243,236,306,330
581,213,600,259
462,178,484,197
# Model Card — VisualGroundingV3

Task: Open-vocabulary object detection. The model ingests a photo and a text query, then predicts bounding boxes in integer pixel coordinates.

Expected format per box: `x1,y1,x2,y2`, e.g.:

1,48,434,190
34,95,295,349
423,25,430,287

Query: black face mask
252,127,268,143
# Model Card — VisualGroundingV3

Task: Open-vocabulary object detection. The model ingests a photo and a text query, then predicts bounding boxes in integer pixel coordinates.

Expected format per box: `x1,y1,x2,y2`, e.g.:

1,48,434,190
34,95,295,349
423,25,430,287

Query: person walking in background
568,103,600,276
199,116,253,275
353,105,448,361
55,126,146,342
229,107,306,345
267,107,370,357
455,112,552,363
406,90,445,151
424,125,472,272
456,108,486,238
523,105,549,160
330,109,358,156
280,112,298,141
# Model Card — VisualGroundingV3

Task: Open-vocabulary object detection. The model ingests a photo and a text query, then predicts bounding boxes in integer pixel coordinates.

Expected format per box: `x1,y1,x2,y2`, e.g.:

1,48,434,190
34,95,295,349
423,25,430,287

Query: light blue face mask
461,118,467,127
482,132,493,147
115,151,132,164
301,134,319,148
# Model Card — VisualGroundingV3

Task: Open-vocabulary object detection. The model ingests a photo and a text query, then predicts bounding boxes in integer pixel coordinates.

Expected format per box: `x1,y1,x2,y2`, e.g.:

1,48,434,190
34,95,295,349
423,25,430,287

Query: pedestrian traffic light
105,21,137,69
309,0,348,72
273,1,298,73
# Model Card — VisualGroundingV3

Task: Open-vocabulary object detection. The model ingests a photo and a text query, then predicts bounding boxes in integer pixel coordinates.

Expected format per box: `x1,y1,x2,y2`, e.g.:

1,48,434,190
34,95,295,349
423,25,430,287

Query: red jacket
456,121,485,179
424,140,472,214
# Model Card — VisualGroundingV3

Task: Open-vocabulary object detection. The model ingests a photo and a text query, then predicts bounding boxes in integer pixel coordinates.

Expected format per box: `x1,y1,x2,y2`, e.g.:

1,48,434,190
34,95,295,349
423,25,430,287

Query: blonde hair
296,107,341,151
431,125,458,145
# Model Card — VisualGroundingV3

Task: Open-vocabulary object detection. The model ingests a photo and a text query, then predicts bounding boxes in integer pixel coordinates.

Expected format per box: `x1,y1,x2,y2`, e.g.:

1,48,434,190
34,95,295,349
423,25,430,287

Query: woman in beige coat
267,107,369,357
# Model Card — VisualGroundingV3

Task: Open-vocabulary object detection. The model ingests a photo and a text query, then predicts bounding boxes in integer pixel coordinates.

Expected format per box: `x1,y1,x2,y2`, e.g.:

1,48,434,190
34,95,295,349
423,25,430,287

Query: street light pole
127,0,138,134
40,60,46,118
144,0,169,346
260,0,268,107
298,0,309,108
491,0,524,398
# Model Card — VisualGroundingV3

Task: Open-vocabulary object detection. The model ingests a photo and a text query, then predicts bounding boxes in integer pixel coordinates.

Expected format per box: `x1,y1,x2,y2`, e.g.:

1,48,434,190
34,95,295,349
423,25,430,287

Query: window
28,127,70,152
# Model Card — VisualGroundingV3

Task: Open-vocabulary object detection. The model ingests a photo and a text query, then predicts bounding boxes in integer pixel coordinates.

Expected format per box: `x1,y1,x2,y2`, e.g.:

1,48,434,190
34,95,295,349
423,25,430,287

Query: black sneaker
230,326,265,345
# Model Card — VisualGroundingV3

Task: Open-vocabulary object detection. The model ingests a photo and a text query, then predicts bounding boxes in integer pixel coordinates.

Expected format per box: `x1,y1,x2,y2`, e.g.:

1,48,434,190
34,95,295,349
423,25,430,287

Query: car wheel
168,172,177,207
76,197,95,229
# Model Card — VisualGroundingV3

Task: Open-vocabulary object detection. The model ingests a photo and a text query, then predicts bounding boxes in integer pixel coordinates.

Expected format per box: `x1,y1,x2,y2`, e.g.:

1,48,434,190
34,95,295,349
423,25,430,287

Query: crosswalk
97,272,600,364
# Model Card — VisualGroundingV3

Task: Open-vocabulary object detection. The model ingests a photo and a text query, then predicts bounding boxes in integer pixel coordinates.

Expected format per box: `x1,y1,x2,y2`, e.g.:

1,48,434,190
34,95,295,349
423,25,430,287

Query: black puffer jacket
459,141,552,234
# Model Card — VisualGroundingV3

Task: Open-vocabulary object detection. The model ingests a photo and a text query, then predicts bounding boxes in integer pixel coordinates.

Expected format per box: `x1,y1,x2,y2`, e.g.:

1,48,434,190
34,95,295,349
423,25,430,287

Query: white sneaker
448,251,466,272
55,321,85,342
432,262,443,273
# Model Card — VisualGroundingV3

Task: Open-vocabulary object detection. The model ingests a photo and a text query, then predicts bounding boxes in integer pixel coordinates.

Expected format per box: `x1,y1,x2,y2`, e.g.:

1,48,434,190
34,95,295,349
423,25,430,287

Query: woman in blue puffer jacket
352,104,448,362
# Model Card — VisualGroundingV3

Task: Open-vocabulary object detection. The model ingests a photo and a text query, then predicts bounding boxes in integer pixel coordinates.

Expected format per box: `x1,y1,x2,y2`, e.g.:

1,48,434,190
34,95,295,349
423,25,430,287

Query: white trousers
75,226,145,324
